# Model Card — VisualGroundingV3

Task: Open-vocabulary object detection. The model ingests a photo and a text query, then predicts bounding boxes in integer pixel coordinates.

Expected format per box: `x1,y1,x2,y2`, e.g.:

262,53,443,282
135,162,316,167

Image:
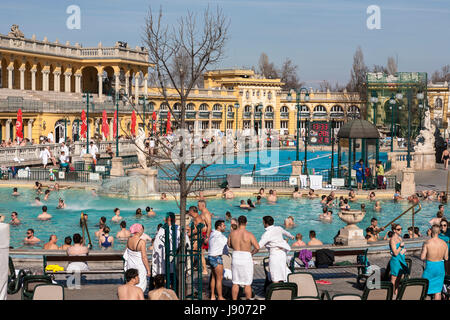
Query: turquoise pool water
163,149,388,177
2,187,441,251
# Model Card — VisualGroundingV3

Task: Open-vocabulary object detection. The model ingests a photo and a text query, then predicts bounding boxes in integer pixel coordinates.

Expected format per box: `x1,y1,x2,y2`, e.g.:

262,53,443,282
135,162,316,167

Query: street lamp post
417,91,425,132
389,92,404,152
234,102,240,140
407,89,412,168
82,93,93,154
139,96,148,134
370,91,379,165
287,88,310,162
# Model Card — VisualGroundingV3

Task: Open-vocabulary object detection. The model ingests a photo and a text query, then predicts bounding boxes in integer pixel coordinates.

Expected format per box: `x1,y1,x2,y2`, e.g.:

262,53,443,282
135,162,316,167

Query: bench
43,254,125,276
289,249,370,288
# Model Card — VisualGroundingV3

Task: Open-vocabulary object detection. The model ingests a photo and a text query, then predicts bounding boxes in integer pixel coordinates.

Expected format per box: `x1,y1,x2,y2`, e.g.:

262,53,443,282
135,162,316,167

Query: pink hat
129,223,143,234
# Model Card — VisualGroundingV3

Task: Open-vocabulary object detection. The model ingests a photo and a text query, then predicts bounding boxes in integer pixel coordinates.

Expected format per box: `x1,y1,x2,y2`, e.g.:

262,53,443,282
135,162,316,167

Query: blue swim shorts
208,255,223,268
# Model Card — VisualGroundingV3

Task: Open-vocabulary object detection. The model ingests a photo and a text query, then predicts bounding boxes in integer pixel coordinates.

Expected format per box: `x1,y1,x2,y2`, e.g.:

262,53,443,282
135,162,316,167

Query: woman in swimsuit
99,226,114,249
389,223,409,296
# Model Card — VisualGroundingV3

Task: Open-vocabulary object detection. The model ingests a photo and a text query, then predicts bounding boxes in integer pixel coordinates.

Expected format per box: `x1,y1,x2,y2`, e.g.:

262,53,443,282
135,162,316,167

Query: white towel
231,251,253,286
309,175,323,190
123,248,147,292
299,175,308,188
268,248,291,282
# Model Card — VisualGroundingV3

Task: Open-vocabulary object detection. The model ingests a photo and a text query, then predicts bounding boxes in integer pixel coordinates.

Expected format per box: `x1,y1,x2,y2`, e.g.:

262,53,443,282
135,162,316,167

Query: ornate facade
0,26,448,143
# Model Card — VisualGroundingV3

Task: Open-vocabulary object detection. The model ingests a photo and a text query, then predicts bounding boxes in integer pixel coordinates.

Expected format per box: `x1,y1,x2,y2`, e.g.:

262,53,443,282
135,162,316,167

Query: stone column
134,74,139,102
64,72,72,92
30,69,36,91
7,66,13,89
125,76,129,96
5,119,12,140
114,73,120,93
98,75,103,101
401,167,416,197
42,70,50,91
27,119,34,139
143,77,148,96
75,74,82,93
19,66,25,90
54,72,61,92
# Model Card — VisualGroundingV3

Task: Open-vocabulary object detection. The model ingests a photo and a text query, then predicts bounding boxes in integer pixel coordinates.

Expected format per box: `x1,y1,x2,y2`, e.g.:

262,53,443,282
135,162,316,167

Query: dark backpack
315,249,335,268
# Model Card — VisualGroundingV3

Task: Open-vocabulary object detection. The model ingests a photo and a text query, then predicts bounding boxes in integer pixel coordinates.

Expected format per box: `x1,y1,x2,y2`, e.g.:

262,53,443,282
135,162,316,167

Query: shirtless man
148,274,179,300
292,233,306,247
340,198,350,211
37,205,52,220
33,197,43,206
267,190,277,203
307,230,323,246
24,229,40,244
118,268,145,300
429,211,444,227
56,198,66,209
374,201,382,212
11,187,20,196
160,192,168,200
116,221,131,239
292,186,302,198
308,189,318,199
60,236,72,250
43,235,59,250
348,190,356,202
43,189,51,201
420,225,449,300
10,211,20,225
188,203,211,275
112,208,122,223
227,215,260,300
369,218,385,239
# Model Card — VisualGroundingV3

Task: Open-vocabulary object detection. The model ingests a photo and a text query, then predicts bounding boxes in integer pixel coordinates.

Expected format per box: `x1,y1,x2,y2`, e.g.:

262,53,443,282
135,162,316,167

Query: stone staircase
0,88,87,102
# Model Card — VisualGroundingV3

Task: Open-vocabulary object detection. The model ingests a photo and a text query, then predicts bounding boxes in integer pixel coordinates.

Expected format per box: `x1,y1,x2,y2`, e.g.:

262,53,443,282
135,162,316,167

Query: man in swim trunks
228,215,259,300
208,220,228,300
420,224,448,300
43,235,59,250
187,204,210,275
118,268,145,300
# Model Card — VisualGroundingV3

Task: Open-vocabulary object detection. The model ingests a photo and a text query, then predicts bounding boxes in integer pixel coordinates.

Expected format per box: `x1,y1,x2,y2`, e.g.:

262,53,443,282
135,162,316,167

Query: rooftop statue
8,25,24,39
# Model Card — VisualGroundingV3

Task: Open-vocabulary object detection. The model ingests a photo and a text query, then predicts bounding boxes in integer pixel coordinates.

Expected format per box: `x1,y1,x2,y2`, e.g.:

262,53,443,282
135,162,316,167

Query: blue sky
1,0,449,87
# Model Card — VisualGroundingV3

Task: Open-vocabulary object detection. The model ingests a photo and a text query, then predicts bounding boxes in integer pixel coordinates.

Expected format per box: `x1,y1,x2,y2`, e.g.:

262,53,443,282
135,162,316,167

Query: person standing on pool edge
198,199,212,276
353,159,365,191
389,223,409,296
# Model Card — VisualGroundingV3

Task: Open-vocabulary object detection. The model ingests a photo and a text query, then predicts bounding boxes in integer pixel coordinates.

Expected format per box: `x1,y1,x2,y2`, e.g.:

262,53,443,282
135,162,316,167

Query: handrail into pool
381,202,422,231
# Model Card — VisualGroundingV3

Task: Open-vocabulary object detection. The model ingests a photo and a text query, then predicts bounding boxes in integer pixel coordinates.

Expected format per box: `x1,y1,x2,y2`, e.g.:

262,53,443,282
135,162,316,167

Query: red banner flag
113,110,117,138
80,110,87,138
131,110,136,137
152,111,157,134
16,109,23,140
166,112,172,134
102,110,109,140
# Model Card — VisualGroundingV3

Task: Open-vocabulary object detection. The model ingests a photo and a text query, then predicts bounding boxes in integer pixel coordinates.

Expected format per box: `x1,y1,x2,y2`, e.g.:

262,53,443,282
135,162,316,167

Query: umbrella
113,110,117,138
16,109,23,140
166,112,172,134
102,110,109,140
80,110,87,138
131,110,136,137
152,111,157,134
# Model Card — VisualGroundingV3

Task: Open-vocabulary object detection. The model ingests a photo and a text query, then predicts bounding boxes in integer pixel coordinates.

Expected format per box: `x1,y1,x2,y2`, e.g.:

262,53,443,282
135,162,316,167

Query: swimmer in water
348,190,356,202
56,198,66,209
320,195,327,205
247,199,255,208
43,189,51,201
91,189,97,197
292,186,302,198
308,189,318,199
33,197,43,206
225,211,232,221
112,208,123,222
37,205,52,220
374,201,382,212
340,198,350,211
319,208,332,221
11,187,20,197
267,190,277,203
24,229,40,244
256,196,262,205
368,192,376,201
146,207,156,217
135,208,143,217
10,211,21,225
284,216,295,228
292,233,306,247
160,193,168,200
258,188,266,198
239,200,251,209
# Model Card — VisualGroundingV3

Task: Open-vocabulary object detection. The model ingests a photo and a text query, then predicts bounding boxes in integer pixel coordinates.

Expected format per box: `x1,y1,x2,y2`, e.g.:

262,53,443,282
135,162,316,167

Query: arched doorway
81,66,99,93
54,120,66,143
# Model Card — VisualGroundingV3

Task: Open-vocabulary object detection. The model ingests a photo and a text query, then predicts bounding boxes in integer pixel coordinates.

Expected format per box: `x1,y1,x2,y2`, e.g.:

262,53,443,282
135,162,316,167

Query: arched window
173,103,181,111
265,105,273,112
314,105,327,113
199,103,209,111
244,105,252,113
160,102,169,111
435,98,443,109
348,105,360,119
213,104,222,111
227,105,234,112
330,105,344,118
300,105,310,112
148,102,155,111
186,103,195,111
280,106,289,113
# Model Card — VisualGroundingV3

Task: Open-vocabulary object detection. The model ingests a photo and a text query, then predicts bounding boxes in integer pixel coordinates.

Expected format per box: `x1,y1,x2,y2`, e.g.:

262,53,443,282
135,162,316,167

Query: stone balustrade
0,34,148,63
387,150,435,171
0,140,137,167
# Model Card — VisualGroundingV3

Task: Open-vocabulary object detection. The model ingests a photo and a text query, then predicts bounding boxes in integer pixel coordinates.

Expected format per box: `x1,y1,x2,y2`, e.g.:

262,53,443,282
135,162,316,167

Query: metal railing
2,168,107,183
381,202,422,232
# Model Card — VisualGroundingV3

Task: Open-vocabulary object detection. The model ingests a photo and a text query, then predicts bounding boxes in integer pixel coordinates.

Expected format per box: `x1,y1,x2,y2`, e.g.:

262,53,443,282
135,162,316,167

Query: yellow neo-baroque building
0,25,448,143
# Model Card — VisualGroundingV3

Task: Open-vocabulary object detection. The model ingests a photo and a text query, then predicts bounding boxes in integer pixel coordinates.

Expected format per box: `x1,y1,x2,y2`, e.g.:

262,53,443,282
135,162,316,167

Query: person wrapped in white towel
258,216,295,283
227,215,260,300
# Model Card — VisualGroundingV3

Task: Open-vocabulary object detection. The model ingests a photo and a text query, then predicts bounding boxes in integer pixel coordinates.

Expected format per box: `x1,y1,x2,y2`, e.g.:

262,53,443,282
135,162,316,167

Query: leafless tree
139,5,229,297
258,52,279,79
280,58,304,90
431,65,450,83
387,56,398,75
346,46,368,118
371,64,388,74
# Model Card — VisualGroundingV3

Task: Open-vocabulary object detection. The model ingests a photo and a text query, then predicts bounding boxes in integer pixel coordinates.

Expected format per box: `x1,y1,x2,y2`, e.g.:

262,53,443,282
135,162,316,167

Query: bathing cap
129,223,143,234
